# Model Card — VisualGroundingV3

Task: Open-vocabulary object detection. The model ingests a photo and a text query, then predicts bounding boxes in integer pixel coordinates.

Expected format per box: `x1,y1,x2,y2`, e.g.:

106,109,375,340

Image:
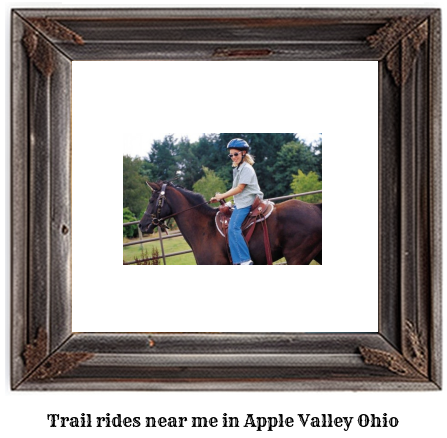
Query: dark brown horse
139,181,322,265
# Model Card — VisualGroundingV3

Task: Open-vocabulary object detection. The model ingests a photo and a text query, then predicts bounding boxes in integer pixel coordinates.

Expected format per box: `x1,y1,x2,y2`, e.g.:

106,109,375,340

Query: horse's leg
193,235,231,265
284,252,317,265
283,242,322,265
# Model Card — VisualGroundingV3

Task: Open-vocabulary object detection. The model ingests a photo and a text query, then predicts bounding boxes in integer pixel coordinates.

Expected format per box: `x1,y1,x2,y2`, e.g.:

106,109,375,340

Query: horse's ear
146,181,161,191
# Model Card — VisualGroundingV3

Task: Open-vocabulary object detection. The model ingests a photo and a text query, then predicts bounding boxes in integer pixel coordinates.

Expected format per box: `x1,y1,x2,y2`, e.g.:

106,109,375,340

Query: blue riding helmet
227,138,250,151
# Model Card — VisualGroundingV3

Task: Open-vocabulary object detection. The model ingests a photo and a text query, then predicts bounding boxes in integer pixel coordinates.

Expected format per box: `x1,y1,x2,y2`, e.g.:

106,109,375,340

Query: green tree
123,155,150,219
146,134,179,180
290,170,322,203
195,134,231,186
139,133,322,201
139,158,156,182
272,140,316,196
193,167,227,202
177,137,204,190
123,207,138,238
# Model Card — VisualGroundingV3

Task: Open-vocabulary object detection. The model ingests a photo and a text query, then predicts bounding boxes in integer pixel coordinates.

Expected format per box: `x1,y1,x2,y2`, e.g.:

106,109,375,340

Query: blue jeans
228,205,251,264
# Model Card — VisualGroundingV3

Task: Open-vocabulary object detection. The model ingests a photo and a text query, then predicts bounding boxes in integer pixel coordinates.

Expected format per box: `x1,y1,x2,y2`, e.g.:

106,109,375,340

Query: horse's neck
168,189,230,265
170,191,216,245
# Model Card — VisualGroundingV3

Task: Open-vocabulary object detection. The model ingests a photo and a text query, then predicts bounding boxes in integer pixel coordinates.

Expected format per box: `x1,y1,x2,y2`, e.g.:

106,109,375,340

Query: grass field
123,232,196,265
124,233,320,265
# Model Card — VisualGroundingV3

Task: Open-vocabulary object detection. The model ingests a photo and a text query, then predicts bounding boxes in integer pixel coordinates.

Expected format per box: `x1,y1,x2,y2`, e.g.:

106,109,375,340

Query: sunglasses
228,152,244,158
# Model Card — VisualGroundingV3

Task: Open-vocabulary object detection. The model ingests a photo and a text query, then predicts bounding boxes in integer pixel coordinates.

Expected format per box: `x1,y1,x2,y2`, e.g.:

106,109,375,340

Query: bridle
150,182,170,232
147,182,213,233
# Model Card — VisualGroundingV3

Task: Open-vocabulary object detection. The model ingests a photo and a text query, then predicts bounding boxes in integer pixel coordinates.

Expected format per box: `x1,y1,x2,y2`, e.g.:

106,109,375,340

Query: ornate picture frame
11,8,441,390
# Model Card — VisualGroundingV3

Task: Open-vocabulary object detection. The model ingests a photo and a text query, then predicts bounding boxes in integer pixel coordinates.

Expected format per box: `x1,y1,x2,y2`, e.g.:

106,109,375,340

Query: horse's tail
316,203,322,211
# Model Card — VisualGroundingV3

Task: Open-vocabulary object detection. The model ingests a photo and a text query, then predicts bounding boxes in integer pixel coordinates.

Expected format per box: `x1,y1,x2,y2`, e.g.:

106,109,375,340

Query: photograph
123,133,323,266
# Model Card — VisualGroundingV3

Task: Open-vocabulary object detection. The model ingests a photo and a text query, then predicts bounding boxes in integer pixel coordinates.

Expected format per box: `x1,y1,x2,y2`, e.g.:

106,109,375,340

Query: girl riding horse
210,138,263,265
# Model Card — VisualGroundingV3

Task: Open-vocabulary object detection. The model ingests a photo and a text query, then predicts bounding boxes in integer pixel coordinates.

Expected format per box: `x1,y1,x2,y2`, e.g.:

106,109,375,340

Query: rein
150,183,213,233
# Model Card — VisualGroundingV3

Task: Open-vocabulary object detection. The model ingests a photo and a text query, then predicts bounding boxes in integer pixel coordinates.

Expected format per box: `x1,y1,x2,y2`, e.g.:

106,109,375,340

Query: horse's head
139,181,173,234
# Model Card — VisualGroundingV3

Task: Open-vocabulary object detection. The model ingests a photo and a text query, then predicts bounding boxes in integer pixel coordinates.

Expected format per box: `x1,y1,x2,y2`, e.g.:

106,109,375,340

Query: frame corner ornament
22,17,84,76
22,328,94,382
27,352,94,381
367,17,429,86
359,346,424,380
404,320,428,377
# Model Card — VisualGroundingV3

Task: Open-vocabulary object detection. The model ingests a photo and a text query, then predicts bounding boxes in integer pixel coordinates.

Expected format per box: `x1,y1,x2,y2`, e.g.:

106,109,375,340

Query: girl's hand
210,193,223,203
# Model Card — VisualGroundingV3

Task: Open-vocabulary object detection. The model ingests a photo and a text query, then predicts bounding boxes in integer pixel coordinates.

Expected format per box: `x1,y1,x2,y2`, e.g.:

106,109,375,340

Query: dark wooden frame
11,8,441,390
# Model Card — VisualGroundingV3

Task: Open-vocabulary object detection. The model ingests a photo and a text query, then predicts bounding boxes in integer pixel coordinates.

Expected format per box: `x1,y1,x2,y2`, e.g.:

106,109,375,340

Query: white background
2,0,445,437
72,60,378,332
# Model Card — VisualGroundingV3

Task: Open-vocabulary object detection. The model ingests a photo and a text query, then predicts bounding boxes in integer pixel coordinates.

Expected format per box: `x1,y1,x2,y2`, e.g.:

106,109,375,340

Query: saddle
215,196,275,265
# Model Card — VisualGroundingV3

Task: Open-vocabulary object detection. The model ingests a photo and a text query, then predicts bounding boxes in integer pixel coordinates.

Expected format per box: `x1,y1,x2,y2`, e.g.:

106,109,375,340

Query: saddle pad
215,201,275,238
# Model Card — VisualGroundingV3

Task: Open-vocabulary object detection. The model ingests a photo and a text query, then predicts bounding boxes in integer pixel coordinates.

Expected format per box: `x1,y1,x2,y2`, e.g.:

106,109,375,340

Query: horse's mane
159,181,216,215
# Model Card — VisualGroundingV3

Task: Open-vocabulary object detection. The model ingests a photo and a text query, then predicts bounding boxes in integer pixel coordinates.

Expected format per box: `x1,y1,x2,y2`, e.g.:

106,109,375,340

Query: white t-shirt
232,162,264,208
